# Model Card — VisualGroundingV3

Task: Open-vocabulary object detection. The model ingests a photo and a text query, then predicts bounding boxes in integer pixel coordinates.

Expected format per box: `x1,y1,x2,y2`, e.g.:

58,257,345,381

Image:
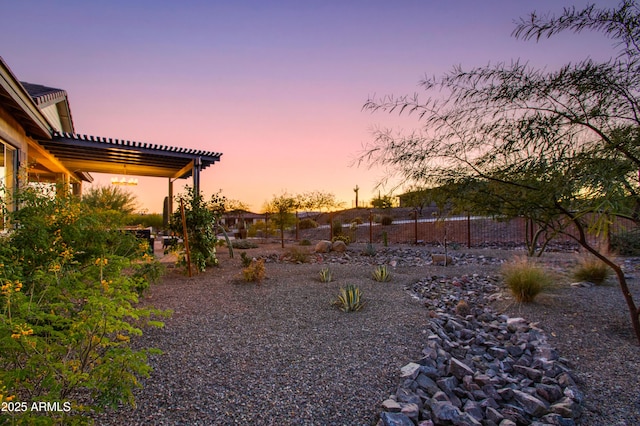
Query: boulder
332,240,347,252
314,240,332,253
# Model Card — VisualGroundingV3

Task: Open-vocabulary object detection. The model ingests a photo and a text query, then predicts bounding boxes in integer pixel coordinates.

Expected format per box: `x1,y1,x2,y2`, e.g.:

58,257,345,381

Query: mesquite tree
360,1,640,344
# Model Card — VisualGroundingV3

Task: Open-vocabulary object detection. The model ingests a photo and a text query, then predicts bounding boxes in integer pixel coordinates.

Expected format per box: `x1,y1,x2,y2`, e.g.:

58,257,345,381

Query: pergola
36,131,222,213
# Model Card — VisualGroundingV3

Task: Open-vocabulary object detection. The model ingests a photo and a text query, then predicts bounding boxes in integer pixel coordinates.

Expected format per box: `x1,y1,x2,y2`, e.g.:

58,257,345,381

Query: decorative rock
449,358,475,380
506,317,529,333
378,274,581,426
541,413,576,425
332,240,347,252
486,406,504,424
512,389,549,417
400,362,421,378
570,281,594,288
381,399,401,412
400,402,420,422
379,411,414,426
314,240,333,253
536,383,563,402
430,400,462,423
431,254,453,265
462,400,483,421
416,374,439,396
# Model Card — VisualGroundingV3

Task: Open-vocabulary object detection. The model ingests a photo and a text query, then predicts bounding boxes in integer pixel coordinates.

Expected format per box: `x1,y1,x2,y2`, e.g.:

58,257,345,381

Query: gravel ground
92,244,640,425
497,257,640,426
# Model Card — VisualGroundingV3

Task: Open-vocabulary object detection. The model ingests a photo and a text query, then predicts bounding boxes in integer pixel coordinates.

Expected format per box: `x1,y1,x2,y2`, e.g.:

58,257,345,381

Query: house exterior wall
0,104,31,226
0,104,33,154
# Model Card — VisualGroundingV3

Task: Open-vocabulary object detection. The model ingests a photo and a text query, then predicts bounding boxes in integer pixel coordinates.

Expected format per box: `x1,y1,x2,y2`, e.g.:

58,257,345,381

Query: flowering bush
0,185,168,424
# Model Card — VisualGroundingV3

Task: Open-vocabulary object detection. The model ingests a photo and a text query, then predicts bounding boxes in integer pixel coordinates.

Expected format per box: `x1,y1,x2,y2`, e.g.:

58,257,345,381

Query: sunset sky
2,1,615,213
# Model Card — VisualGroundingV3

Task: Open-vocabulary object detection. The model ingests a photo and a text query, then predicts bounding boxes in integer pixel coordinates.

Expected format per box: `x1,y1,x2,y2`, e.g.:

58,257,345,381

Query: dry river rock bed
91,244,640,425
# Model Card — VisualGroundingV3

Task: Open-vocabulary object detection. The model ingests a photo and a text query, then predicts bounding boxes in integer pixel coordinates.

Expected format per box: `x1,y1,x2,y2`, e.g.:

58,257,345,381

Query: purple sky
2,1,616,212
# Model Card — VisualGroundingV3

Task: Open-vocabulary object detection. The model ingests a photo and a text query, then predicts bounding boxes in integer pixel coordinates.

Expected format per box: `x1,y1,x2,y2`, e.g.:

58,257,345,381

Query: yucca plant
319,267,333,283
372,264,391,282
501,257,552,303
333,284,365,312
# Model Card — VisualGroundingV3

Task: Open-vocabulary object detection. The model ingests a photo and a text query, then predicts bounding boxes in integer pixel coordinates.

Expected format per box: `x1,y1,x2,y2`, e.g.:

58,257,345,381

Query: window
1,140,17,229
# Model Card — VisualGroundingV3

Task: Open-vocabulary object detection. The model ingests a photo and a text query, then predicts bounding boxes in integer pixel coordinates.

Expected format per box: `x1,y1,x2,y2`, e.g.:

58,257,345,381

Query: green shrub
381,215,393,226
610,227,640,256
332,220,344,236
299,239,312,246
573,254,611,285
125,213,164,230
248,221,278,237
372,264,391,282
501,257,552,303
285,247,309,263
332,235,351,244
240,252,253,267
333,284,365,312
0,185,169,424
232,239,259,249
351,217,363,225
299,218,319,229
242,258,265,283
318,267,333,283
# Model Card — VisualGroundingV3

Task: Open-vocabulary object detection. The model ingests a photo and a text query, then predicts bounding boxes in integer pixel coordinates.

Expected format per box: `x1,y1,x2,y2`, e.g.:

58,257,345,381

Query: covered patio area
34,131,222,214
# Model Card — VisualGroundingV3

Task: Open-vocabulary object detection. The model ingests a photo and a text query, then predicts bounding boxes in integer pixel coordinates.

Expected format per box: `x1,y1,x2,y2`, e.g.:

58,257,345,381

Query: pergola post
168,178,174,216
193,157,202,194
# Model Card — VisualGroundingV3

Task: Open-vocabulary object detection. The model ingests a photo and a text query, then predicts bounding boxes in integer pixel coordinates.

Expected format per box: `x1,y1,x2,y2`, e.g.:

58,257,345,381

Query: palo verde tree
360,1,640,344
264,192,299,248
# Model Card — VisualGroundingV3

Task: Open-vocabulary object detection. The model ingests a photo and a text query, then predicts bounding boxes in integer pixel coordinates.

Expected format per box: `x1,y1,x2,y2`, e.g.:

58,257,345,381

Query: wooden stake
180,198,193,277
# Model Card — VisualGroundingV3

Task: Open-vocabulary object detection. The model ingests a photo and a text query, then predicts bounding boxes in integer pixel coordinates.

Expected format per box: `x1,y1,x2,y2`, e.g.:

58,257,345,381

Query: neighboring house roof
40,132,222,179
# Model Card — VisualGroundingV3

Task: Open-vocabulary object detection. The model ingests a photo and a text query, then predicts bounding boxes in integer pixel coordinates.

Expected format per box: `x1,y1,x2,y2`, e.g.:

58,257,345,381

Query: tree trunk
565,209,640,344
581,242,640,344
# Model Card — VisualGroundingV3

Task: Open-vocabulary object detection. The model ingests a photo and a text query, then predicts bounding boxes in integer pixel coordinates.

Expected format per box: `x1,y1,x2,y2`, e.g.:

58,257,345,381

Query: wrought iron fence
238,211,636,250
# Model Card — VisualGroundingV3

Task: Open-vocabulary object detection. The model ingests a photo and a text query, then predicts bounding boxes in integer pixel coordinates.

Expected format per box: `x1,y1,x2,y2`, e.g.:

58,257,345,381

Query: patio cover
38,131,222,191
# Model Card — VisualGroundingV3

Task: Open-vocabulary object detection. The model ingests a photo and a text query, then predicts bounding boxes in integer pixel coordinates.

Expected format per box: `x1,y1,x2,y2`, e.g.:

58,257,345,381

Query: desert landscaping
91,241,640,426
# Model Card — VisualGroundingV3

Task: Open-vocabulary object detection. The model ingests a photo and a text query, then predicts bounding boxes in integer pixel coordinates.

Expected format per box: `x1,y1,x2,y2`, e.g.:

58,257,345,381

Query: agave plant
318,267,333,283
372,264,391,282
333,284,365,312
362,243,376,257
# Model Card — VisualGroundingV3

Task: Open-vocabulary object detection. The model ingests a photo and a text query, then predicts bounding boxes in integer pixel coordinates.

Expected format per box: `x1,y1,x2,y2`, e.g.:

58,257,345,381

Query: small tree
361,1,640,343
371,194,394,209
264,193,299,248
170,187,226,272
82,185,137,214
297,190,343,221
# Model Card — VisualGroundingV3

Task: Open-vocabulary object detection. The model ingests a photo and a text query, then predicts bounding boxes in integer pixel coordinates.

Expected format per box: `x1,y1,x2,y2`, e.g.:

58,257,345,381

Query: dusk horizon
2,0,614,213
